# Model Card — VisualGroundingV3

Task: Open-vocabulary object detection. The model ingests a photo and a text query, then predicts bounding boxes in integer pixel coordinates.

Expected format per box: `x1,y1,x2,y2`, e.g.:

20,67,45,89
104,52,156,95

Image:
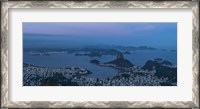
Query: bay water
24,50,177,79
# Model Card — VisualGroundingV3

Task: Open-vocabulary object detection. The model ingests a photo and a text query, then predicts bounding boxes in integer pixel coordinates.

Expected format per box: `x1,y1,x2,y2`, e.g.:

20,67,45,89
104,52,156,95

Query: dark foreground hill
142,59,177,82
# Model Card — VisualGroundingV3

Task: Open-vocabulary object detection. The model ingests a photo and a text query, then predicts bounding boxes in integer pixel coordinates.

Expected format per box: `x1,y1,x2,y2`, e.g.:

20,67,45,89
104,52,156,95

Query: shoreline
23,63,176,86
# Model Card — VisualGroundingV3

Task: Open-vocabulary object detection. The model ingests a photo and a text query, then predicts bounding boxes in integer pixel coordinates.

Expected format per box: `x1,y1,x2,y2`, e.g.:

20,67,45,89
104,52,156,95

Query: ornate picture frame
1,1,199,108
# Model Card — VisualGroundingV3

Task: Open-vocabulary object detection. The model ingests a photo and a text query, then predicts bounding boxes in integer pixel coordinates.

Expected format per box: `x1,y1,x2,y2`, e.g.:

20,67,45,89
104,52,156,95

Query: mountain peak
116,52,124,59
105,52,133,68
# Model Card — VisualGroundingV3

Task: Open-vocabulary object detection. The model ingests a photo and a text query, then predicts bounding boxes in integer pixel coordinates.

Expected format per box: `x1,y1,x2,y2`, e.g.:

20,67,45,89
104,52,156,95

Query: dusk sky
23,22,177,49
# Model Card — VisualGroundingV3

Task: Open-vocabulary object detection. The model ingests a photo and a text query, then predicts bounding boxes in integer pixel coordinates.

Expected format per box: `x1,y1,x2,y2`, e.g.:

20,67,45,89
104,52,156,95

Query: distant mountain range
84,45,157,51
24,45,157,52
24,45,158,58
